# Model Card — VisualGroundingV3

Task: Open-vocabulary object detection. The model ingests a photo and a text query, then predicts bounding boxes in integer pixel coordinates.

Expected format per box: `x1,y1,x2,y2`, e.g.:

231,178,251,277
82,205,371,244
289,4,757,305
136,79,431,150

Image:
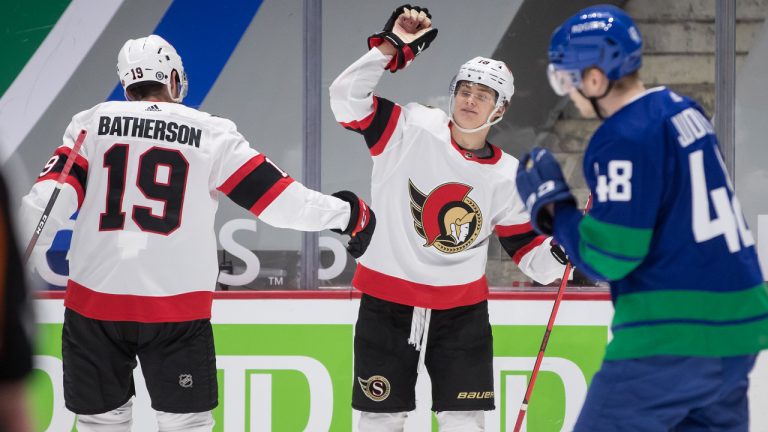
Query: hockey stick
513,193,593,432
23,129,87,264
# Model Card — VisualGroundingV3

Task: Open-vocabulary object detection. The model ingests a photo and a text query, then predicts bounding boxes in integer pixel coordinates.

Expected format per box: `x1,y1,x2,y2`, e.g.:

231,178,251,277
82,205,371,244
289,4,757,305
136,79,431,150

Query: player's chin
458,119,483,129
454,116,484,130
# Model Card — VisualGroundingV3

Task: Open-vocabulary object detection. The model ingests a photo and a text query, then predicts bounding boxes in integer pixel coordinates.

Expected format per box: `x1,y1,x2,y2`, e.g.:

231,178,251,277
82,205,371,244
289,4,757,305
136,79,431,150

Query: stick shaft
23,129,87,264
513,194,593,432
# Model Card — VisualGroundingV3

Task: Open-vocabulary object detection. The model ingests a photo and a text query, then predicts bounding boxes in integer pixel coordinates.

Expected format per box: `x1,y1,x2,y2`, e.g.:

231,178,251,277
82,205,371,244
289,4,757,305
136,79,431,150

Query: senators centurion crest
409,180,483,254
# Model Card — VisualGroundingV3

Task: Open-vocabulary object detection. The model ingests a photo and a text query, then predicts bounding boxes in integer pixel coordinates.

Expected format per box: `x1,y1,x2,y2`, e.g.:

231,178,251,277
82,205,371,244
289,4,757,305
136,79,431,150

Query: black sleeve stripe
341,97,398,151
226,161,287,211
499,231,539,259
38,155,88,191
361,97,397,150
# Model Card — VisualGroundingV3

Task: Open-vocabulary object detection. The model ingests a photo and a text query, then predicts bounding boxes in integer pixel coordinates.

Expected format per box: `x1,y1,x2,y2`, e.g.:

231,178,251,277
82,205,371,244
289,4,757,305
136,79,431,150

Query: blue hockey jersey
554,87,768,359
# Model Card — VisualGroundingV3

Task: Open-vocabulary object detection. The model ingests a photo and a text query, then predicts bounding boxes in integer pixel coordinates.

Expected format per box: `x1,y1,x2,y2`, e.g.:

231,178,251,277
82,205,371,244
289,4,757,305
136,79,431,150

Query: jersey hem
64,280,213,322
352,264,489,310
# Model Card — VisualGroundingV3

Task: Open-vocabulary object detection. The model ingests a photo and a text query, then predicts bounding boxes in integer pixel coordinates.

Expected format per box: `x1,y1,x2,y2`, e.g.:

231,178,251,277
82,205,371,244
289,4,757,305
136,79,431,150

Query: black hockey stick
23,129,87,264
513,193,593,432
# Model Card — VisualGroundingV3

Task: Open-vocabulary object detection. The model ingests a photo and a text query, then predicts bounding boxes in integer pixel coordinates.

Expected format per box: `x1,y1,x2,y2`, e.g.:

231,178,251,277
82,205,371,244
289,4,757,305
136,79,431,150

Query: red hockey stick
23,129,87,264
513,194,593,432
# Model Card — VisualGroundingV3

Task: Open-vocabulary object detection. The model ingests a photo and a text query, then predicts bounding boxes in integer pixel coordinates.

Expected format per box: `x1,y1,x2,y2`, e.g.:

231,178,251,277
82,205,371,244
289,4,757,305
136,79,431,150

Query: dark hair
614,70,641,91
127,82,167,100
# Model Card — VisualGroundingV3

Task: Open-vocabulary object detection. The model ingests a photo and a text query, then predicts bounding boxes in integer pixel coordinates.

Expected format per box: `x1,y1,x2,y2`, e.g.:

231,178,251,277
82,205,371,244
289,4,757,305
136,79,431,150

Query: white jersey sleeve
211,120,350,232
19,110,92,250
329,49,408,160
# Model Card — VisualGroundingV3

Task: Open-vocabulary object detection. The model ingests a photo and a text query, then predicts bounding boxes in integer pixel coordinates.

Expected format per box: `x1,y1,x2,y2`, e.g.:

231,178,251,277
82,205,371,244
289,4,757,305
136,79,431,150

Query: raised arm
329,5,437,156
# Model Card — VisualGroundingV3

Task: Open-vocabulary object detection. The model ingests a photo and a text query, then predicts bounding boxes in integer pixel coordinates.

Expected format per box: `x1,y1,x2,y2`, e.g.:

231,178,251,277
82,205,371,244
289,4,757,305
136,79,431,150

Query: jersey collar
448,122,503,165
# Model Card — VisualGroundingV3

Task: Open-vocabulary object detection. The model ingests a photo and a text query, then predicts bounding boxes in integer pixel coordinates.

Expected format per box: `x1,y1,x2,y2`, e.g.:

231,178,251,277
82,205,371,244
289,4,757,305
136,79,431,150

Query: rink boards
31,291,612,432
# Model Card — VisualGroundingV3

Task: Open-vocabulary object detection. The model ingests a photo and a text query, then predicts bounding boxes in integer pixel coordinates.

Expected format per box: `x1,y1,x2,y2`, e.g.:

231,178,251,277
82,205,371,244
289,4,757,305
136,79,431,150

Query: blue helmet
547,5,642,95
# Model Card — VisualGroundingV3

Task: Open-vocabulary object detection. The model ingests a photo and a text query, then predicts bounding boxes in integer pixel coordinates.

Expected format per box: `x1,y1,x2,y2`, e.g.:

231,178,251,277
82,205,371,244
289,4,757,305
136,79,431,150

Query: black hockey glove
331,191,376,259
368,4,438,73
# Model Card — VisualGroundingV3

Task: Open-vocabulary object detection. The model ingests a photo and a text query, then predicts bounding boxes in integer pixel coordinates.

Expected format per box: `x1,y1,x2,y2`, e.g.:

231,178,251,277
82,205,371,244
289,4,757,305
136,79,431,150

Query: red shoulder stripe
249,177,295,216
339,97,379,131
53,146,89,172
496,222,534,237
218,154,266,194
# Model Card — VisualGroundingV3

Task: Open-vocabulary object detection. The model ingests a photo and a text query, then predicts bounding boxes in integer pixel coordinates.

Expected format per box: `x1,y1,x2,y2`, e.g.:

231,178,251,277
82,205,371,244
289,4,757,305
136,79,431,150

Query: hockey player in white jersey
329,5,566,431
19,35,375,432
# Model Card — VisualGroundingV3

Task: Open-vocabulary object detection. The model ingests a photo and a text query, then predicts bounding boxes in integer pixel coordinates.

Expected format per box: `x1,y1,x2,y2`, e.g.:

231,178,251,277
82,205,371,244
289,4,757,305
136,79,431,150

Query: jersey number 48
690,149,754,253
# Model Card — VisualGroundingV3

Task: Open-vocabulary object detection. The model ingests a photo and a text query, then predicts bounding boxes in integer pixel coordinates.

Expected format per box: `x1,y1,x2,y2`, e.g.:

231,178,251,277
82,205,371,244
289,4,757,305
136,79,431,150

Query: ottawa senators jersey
20,101,351,322
330,49,565,309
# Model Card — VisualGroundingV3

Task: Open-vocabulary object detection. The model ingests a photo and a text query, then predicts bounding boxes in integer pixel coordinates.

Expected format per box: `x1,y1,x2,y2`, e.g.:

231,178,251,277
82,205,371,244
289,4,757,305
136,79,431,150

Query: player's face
452,82,499,129
567,68,608,119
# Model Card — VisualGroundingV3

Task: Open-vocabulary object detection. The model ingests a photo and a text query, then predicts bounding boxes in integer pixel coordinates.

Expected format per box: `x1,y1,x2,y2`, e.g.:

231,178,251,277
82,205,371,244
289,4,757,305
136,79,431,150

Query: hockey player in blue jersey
515,5,768,431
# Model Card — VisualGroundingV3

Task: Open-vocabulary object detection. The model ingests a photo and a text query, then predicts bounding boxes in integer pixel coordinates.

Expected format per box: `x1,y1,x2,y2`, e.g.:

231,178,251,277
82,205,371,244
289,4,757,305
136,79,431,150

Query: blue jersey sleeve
554,125,666,281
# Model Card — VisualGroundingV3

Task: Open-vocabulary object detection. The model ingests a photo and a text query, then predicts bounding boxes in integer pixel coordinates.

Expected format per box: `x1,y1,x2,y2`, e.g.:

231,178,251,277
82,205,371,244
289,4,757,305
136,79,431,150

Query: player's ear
582,68,608,94
492,103,507,120
170,70,179,99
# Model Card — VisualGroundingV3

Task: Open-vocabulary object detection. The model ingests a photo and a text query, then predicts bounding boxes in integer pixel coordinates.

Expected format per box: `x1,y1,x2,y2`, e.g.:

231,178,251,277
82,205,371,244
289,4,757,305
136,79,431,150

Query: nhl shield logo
409,180,482,254
179,374,193,388
358,375,391,402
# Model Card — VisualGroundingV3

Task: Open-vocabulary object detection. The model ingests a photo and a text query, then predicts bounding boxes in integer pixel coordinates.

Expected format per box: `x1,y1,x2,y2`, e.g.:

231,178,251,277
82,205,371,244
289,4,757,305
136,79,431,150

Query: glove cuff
368,32,405,72
332,190,364,235
367,34,387,50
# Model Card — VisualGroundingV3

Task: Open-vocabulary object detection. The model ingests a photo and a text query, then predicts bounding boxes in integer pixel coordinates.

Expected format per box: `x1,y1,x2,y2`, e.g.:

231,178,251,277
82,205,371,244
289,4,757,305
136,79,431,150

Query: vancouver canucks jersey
554,87,768,359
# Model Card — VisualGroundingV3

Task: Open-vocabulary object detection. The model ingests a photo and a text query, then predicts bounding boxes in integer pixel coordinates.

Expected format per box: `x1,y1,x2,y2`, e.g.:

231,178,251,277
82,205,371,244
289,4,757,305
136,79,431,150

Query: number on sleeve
595,160,633,202
40,155,60,177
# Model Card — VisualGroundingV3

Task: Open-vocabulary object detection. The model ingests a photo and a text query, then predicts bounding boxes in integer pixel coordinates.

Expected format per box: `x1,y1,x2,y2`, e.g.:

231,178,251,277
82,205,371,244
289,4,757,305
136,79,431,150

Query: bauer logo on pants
358,375,390,402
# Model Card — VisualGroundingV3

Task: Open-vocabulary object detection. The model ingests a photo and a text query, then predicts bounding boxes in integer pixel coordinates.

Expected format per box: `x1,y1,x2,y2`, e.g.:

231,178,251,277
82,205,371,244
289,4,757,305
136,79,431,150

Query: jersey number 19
99,144,189,235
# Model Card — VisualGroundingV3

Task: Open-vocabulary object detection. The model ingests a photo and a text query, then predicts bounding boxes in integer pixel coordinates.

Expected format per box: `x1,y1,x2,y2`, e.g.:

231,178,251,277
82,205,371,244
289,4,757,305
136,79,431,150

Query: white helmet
116,35,188,103
448,57,515,133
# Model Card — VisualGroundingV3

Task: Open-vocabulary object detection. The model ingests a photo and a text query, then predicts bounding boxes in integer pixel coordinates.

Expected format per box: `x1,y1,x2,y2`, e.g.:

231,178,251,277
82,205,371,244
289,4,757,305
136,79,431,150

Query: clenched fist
368,4,438,72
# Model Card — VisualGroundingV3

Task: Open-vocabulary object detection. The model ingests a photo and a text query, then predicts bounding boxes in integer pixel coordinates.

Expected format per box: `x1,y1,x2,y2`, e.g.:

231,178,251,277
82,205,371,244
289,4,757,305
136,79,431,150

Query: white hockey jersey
330,49,565,309
21,101,351,322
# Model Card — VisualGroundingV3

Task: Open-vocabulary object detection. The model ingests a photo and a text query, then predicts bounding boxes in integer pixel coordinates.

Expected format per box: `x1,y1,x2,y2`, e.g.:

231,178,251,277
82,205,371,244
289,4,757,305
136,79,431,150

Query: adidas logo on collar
145,104,161,112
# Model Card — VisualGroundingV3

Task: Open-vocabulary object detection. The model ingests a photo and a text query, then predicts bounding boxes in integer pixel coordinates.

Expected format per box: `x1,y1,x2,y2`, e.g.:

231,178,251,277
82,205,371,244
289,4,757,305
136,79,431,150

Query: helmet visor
547,64,582,96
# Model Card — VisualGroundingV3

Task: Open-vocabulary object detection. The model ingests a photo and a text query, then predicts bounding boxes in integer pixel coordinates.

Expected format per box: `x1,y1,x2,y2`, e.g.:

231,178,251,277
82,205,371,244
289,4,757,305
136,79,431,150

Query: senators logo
409,180,482,254
358,375,391,402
